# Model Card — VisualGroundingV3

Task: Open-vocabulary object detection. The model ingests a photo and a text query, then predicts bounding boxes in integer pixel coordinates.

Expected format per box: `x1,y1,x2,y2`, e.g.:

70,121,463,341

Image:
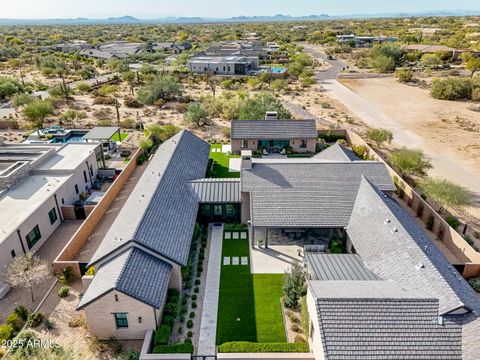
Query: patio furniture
280,148,286,155
304,244,326,253
263,148,269,155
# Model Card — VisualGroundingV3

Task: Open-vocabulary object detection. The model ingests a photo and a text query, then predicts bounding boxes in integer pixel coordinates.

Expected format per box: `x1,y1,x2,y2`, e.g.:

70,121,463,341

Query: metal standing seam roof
89,130,210,267
306,253,380,281
347,177,480,316
230,120,318,140
83,127,120,140
310,281,462,360
77,247,172,310
188,178,241,203
242,161,396,227
312,143,360,161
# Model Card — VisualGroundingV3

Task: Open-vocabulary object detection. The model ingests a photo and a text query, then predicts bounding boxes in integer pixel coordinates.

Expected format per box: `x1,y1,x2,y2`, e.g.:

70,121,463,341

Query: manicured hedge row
218,342,309,353
153,343,194,354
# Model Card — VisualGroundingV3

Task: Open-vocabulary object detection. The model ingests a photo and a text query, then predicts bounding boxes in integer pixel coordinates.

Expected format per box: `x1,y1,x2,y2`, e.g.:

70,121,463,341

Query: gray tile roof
189,178,241,203
231,120,317,139
310,280,462,360
306,253,380,281
312,143,360,161
77,247,172,309
242,161,395,227
347,178,480,316
89,130,210,267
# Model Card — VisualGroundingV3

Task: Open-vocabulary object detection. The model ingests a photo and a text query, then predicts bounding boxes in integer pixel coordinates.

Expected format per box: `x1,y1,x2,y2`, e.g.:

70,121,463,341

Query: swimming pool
51,130,89,143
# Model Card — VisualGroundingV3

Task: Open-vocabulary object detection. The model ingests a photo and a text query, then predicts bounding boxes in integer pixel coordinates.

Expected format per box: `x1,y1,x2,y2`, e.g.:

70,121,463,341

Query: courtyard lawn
209,144,240,178
216,238,286,345
110,132,128,142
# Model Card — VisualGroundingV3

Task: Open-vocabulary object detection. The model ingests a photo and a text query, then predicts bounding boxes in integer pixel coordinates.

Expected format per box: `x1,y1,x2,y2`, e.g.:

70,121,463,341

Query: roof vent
265,111,278,120
415,263,425,270
383,219,391,224
390,228,398,234
437,316,444,326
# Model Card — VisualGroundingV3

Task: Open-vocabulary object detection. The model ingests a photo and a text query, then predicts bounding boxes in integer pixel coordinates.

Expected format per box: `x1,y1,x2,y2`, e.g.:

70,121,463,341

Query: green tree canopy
22,100,54,129
283,261,307,308
238,93,291,120
0,76,24,100
388,148,432,178
184,102,209,127
138,75,182,105
365,128,393,148
418,177,473,212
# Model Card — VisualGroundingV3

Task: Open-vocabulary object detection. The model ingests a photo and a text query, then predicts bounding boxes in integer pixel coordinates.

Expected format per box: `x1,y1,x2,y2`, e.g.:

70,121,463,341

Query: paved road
304,45,347,80
305,44,480,198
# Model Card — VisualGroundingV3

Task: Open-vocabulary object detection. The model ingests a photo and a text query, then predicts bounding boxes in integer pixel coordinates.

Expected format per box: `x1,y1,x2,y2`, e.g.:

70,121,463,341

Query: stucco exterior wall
289,138,316,153
306,288,326,360
83,290,160,340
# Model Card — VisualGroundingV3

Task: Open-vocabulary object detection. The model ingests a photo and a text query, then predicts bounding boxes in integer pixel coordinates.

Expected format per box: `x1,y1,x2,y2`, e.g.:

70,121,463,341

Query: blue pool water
51,132,88,143
271,67,286,73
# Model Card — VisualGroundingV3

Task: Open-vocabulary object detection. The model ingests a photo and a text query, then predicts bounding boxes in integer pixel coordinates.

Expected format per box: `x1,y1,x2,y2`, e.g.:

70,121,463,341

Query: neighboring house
205,40,266,57
402,44,480,59
79,49,116,60
77,130,211,340
79,42,145,60
152,41,192,54
40,41,92,53
0,142,102,288
230,119,318,153
336,34,398,47
187,55,259,75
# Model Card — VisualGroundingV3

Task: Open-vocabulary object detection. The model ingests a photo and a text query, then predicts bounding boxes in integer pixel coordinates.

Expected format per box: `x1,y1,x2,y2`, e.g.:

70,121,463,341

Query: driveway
306,45,480,199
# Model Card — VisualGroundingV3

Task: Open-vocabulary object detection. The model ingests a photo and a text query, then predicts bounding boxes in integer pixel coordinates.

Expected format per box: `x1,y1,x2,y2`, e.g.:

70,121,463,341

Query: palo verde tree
462,52,480,78
418,177,473,213
238,93,291,120
388,148,432,179
6,253,50,303
184,102,210,127
22,100,54,129
365,128,393,148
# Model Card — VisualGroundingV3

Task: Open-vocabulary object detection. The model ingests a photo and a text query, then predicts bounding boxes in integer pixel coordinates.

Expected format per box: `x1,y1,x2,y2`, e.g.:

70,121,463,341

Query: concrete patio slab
232,232,239,239
221,144,231,153
198,224,224,356
250,245,304,274
229,158,241,172
223,257,230,265
240,232,247,239
232,257,239,265
224,232,231,239
241,257,248,265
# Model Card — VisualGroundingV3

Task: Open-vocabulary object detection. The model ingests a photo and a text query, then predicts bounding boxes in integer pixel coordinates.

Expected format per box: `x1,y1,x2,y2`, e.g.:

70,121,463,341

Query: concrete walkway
198,223,224,356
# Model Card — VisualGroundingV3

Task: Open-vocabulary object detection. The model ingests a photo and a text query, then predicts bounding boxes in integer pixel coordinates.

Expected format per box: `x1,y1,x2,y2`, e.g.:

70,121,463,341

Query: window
75,184,79,194
300,139,307,149
83,170,88,183
213,204,223,217
114,294,119,302
241,140,247,149
200,204,211,217
48,208,58,225
11,250,16,258
114,313,128,328
310,321,314,339
225,204,236,217
89,165,93,177
61,198,65,205
26,225,41,249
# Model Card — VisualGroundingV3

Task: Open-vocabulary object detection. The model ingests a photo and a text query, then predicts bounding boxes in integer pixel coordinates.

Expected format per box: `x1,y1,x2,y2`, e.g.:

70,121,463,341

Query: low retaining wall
52,147,142,276
0,120,19,129
139,330,191,360
217,353,314,360
343,129,480,278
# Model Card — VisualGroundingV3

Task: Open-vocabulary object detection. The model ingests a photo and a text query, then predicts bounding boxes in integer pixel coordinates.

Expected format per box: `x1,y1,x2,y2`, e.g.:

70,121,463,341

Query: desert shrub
93,96,116,105
187,320,194,329
468,277,480,292
154,325,171,346
290,324,301,333
68,314,87,328
163,302,178,317
6,312,23,331
218,342,309,353
191,294,197,301
58,286,70,298
195,279,201,286
191,301,197,309
0,324,13,342
123,349,140,360
289,314,300,324
59,266,72,284
431,77,472,100
124,97,143,108
187,331,193,338
445,216,461,230
189,312,195,319
27,312,44,327
85,266,96,275
43,319,54,330
396,69,414,83
194,287,200,293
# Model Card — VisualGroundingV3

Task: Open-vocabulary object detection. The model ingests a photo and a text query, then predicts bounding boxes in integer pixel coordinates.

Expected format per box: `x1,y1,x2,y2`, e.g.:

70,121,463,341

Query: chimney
241,150,252,170
265,111,278,120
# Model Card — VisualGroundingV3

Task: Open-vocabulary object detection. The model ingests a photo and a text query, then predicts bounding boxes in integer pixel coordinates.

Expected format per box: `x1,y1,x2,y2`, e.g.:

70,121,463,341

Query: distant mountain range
0,10,479,25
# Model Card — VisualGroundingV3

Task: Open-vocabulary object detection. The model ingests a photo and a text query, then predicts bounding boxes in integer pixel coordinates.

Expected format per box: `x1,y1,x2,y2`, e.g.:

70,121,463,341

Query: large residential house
230,119,318,153
80,42,144,60
76,127,480,359
0,141,102,295
187,55,259,75
336,34,398,47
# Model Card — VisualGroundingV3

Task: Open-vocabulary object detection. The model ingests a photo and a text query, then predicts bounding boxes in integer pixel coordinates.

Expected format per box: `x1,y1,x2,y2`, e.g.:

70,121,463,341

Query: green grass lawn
216,238,286,345
110,132,128,142
209,144,240,178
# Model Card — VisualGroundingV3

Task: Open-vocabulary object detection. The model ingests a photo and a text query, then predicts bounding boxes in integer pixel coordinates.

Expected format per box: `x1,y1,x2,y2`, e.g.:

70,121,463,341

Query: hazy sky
1,0,479,19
